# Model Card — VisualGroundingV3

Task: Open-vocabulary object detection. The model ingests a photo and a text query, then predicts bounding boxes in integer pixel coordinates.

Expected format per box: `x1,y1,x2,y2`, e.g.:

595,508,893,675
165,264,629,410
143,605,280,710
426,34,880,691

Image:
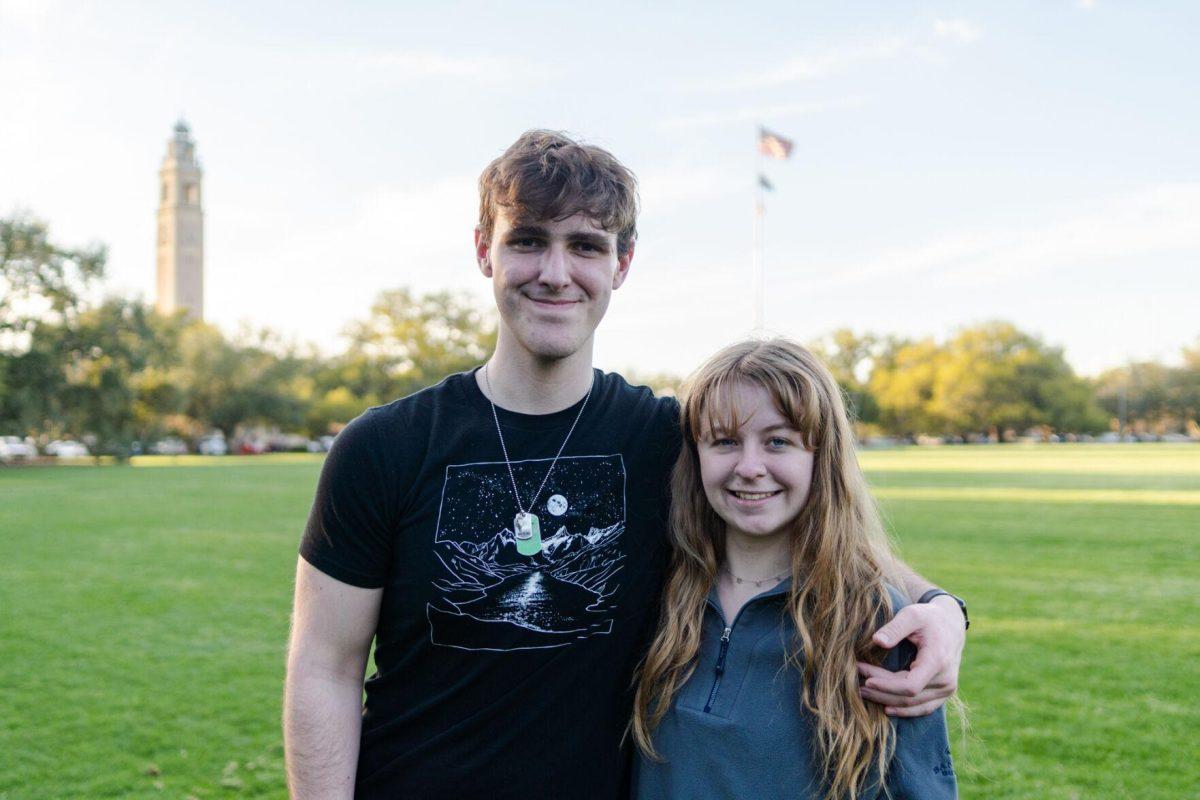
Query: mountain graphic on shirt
437,521,623,593
427,454,628,652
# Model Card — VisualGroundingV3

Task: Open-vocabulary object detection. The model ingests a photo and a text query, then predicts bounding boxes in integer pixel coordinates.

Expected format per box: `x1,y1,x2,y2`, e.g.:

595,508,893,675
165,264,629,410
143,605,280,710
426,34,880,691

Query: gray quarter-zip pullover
634,581,957,799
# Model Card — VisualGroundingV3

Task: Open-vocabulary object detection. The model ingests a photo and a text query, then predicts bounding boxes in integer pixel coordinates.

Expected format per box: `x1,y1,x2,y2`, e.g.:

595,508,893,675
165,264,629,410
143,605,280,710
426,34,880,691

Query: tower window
186,184,199,204
162,183,169,202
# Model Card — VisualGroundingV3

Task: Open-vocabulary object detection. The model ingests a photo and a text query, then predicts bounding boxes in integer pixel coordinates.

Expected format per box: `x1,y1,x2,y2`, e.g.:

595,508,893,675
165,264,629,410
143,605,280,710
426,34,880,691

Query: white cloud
787,182,1200,293
656,97,867,130
639,165,746,209
933,19,983,43
698,21,981,92
706,38,909,90
0,0,59,27
755,38,912,84
353,51,519,83
1077,0,1097,10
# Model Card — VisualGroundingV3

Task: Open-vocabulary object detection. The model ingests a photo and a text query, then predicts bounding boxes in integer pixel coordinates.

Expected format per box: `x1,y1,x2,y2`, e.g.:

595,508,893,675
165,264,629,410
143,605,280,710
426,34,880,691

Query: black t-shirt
300,368,680,799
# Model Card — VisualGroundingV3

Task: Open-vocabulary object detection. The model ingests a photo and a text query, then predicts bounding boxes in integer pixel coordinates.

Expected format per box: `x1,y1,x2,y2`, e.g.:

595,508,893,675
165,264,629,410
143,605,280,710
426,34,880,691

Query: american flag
758,127,794,160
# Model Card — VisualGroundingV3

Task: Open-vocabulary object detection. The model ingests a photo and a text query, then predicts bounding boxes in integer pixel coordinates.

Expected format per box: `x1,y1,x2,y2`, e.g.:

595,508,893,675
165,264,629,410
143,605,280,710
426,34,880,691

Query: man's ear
612,243,634,290
474,226,492,277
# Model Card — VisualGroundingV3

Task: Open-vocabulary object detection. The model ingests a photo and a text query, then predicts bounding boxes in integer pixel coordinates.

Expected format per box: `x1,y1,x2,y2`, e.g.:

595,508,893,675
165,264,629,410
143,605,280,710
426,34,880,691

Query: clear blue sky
2,0,1197,376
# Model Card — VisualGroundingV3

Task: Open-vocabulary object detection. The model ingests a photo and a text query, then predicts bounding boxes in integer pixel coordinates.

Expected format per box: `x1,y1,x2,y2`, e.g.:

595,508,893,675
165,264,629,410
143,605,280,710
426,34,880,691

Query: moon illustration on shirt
546,494,568,516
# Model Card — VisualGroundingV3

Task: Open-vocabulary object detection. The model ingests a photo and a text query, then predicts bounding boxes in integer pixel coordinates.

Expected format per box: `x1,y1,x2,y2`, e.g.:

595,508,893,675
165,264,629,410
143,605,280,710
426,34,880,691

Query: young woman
633,339,957,800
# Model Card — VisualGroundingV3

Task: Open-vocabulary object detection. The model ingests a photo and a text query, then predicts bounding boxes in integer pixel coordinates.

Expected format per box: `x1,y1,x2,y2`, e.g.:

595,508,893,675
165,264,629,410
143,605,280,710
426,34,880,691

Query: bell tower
156,119,204,320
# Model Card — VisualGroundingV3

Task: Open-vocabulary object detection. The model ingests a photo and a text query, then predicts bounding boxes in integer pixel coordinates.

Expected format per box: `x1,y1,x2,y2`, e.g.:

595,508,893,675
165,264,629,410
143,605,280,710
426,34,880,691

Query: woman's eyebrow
702,424,736,437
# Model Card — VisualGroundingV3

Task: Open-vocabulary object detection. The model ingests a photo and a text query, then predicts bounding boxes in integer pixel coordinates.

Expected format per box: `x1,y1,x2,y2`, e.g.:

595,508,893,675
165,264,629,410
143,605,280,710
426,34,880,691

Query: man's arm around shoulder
284,557,382,799
858,558,967,718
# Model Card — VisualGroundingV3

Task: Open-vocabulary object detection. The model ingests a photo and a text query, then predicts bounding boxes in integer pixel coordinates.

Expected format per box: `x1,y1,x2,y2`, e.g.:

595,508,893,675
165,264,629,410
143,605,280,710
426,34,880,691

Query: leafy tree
0,328,62,435
1094,339,1200,432
0,214,106,338
809,329,879,424
869,337,945,436
868,323,1104,437
934,322,1105,436
933,323,1038,435
1167,339,1200,427
2,299,183,454
178,324,310,440
331,288,498,401
304,386,368,438
1093,361,1173,428
0,214,109,428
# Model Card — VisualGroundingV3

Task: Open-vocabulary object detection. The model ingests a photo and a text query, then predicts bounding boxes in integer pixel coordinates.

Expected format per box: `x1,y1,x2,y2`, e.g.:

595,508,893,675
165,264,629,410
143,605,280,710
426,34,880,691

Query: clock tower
156,119,204,320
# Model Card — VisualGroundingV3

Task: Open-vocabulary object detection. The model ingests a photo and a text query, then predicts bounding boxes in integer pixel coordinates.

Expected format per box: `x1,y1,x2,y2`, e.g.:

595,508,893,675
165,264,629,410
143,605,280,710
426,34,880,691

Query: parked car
149,437,188,455
238,437,268,455
197,435,228,456
45,440,90,458
306,435,336,453
0,436,38,463
268,433,310,453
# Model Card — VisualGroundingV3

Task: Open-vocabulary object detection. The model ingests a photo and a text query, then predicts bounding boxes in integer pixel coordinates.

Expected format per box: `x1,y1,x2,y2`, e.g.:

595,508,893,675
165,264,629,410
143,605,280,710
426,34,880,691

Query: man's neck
478,336,596,415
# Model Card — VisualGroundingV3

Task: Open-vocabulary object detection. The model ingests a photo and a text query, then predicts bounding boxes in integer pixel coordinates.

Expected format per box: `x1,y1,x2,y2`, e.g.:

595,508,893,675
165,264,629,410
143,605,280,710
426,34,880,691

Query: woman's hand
856,596,965,717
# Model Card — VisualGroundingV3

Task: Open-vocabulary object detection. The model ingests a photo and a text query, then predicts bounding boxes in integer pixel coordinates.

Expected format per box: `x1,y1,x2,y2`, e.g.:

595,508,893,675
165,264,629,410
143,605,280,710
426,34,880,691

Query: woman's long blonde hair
632,339,900,800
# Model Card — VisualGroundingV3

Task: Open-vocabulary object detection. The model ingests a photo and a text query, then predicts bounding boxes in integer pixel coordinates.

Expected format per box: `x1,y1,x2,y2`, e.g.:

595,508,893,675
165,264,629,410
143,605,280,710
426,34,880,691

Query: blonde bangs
683,342,826,452
687,370,748,442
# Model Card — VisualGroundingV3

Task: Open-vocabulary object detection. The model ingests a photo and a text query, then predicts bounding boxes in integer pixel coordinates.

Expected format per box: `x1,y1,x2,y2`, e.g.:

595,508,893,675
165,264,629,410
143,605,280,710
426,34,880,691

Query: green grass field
2,445,1198,799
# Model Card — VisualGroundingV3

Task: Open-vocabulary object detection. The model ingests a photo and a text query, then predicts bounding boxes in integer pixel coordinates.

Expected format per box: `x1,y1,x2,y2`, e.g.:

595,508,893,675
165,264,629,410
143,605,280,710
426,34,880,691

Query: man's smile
526,294,582,308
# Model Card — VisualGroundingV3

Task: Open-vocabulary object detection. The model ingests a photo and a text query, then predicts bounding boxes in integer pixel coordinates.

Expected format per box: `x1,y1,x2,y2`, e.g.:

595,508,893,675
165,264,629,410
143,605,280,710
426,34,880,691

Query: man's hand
857,595,965,717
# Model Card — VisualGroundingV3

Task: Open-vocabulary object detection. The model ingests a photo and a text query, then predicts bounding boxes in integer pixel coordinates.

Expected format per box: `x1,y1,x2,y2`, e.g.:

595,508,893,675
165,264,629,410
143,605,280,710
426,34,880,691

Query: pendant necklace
721,564,790,589
484,364,592,557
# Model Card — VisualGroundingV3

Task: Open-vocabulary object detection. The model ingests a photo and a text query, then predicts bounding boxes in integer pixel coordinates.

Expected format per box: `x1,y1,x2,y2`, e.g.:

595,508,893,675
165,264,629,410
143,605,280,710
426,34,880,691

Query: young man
284,130,966,799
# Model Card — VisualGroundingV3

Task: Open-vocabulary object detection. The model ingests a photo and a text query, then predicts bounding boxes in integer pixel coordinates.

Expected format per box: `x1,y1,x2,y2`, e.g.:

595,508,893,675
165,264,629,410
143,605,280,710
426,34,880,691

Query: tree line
2,214,1196,456
809,327,1198,440
1,215,496,455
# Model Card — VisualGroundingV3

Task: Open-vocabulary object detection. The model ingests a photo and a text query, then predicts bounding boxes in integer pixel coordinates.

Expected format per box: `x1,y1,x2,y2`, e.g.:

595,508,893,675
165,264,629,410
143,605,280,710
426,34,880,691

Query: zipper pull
704,627,734,714
714,627,732,676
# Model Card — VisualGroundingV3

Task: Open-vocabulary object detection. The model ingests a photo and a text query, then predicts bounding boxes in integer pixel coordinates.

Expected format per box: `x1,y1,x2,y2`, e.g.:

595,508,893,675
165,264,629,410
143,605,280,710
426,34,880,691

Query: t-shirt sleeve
299,409,397,588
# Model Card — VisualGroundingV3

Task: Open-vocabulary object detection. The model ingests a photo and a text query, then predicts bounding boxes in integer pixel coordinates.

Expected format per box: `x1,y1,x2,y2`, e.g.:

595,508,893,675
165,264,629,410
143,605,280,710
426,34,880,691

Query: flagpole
753,126,793,333
753,126,765,331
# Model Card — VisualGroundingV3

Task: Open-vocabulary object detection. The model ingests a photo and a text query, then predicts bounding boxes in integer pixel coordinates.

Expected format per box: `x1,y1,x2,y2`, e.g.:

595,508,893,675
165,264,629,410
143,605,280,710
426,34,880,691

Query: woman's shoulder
884,584,910,615
881,584,917,673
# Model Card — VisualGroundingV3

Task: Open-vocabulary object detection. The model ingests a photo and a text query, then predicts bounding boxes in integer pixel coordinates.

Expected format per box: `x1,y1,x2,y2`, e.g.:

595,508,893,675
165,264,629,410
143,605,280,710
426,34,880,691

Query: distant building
156,119,204,320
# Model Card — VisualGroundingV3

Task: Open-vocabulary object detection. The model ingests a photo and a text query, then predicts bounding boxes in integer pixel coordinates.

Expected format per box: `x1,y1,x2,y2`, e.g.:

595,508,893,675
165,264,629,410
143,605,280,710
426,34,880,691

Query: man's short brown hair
478,130,639,256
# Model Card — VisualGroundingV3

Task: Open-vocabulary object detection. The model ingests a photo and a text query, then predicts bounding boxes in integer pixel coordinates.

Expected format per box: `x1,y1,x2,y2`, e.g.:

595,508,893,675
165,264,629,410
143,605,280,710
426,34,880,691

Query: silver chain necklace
483,364,592,557
721,564,790,588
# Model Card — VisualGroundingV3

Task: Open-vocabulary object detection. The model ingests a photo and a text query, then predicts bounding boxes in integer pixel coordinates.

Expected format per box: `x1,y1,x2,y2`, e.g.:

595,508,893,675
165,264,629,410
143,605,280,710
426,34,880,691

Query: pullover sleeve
877,585,959,798
883,708,958,799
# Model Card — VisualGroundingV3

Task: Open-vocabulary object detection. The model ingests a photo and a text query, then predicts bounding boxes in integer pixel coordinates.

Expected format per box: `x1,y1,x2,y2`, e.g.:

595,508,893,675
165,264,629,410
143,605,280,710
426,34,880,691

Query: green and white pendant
514,512,542,556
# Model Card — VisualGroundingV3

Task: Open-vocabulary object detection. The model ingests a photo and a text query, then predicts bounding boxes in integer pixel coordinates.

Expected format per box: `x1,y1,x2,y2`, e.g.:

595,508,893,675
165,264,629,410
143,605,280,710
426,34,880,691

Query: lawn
1,445,1197,799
